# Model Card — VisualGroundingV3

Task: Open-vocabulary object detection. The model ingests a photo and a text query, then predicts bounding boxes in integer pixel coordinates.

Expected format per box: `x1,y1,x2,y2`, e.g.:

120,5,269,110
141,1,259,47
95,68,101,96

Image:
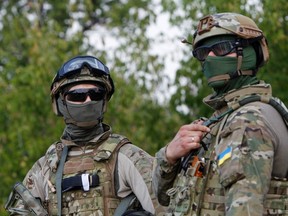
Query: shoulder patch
218,147,232,166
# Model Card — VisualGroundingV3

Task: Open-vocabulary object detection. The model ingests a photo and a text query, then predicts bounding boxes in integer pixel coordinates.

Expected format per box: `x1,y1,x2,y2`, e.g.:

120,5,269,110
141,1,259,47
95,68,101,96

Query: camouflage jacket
153,82,288,215
7,124,165,215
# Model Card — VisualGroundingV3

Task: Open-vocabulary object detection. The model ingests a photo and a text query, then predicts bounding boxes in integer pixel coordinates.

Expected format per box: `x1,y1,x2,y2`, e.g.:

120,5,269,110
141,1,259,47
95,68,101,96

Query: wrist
165,144,177,165
156,147,180,173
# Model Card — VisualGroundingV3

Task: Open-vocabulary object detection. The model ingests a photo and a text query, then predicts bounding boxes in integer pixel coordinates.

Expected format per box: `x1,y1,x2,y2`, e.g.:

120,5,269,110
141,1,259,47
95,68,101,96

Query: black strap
55,145,68,216
113,193,136,216
62,173,99,192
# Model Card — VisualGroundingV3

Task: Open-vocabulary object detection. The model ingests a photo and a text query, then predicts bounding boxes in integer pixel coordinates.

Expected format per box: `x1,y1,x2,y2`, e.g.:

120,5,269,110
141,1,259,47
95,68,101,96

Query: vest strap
55,145,68,216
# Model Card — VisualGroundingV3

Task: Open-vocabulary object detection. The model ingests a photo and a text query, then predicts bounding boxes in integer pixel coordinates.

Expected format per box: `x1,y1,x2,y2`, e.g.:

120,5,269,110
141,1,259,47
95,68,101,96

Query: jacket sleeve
118,144,168,214
217,104,276,216
5,156,50,215
152,146,180,206
117,151,155,213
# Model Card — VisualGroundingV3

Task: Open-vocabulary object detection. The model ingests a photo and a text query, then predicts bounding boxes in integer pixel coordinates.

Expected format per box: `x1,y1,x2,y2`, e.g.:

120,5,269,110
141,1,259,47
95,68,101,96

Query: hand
165,121,210,164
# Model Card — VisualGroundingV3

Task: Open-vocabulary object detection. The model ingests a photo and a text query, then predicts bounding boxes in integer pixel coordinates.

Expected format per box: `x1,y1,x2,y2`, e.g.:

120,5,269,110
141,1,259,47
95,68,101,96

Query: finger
187,138,201,149
191,136,196,143
175,137,201,152
188,123,210,132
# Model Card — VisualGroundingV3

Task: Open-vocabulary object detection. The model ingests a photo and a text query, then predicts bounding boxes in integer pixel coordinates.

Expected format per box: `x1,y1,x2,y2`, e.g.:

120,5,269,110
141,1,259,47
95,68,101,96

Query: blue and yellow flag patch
217,147,232,166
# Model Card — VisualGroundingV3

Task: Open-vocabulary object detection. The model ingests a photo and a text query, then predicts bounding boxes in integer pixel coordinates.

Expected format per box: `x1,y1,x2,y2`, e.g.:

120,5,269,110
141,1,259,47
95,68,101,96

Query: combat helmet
51,55,114,116
193,12,269,68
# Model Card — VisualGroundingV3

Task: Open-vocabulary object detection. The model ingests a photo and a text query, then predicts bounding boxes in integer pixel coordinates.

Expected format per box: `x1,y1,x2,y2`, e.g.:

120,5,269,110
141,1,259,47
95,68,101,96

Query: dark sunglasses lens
66,92,87,102
212,41,235,56
88,89,106,101
193,48,210,61
65,88,106,102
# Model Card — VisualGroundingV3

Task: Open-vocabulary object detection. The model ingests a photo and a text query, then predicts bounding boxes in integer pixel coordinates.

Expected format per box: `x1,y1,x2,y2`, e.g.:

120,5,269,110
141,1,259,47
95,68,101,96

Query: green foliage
259,0,288,102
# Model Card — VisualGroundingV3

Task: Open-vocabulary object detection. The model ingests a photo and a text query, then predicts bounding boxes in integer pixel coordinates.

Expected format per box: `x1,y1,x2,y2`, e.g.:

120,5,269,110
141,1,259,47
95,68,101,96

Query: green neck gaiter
212,76,260,98
202,46,258,97
203,55,237,88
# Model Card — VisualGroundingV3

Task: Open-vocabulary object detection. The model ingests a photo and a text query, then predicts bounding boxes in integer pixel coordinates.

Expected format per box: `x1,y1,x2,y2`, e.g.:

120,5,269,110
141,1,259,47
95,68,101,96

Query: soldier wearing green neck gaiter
152,13,288,216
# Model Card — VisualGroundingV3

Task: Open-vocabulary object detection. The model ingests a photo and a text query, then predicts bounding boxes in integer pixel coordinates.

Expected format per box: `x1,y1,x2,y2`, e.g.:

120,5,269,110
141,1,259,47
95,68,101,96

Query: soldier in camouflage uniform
5,55,164,215
153,13,288,215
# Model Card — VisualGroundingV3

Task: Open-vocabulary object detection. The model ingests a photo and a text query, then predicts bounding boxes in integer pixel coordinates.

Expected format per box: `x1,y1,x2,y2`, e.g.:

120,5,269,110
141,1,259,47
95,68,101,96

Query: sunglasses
55,56,110,82
192,41,237,61
64,88,106,102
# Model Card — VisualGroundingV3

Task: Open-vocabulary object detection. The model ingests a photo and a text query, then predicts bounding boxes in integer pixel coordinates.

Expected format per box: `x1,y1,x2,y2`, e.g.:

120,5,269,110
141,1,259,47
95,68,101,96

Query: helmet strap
236,49,243,71
207,70,255,84
233,38,244,71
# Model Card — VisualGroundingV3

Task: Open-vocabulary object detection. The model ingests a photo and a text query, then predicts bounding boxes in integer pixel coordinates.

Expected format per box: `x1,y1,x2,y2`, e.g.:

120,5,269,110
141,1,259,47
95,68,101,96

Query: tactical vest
167,86,288,216
47,134,130,216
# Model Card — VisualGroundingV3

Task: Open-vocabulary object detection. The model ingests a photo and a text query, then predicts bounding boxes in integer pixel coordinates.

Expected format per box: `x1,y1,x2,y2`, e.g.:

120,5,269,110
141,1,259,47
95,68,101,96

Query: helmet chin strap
235,40,243,71
207,70,255,84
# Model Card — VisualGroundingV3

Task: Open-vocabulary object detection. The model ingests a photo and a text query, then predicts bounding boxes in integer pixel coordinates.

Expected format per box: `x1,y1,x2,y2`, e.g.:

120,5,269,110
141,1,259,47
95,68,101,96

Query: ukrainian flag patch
218,147,232,166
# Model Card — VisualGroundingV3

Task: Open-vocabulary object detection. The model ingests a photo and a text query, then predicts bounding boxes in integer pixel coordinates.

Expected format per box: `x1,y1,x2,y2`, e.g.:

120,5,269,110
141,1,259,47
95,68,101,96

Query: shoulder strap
113,193,136,216
229,95,288,124
94,134,131,161
267,97,288,125
55,145,68,216
108,134,131,196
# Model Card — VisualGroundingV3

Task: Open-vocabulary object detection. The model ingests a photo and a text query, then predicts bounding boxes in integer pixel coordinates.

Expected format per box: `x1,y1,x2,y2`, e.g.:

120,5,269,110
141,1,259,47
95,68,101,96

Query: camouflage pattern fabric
48,134,127,215
120,144,167,216
6,124,166,215
154,82,288,215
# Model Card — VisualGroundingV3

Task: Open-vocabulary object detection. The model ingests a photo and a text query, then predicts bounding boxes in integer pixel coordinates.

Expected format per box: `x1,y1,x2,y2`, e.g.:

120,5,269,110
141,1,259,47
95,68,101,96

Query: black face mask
58,97,104,127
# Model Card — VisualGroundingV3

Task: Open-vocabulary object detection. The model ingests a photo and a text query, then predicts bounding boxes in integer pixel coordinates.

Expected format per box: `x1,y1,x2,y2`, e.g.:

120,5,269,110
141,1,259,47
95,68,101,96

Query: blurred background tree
0,0,287,214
